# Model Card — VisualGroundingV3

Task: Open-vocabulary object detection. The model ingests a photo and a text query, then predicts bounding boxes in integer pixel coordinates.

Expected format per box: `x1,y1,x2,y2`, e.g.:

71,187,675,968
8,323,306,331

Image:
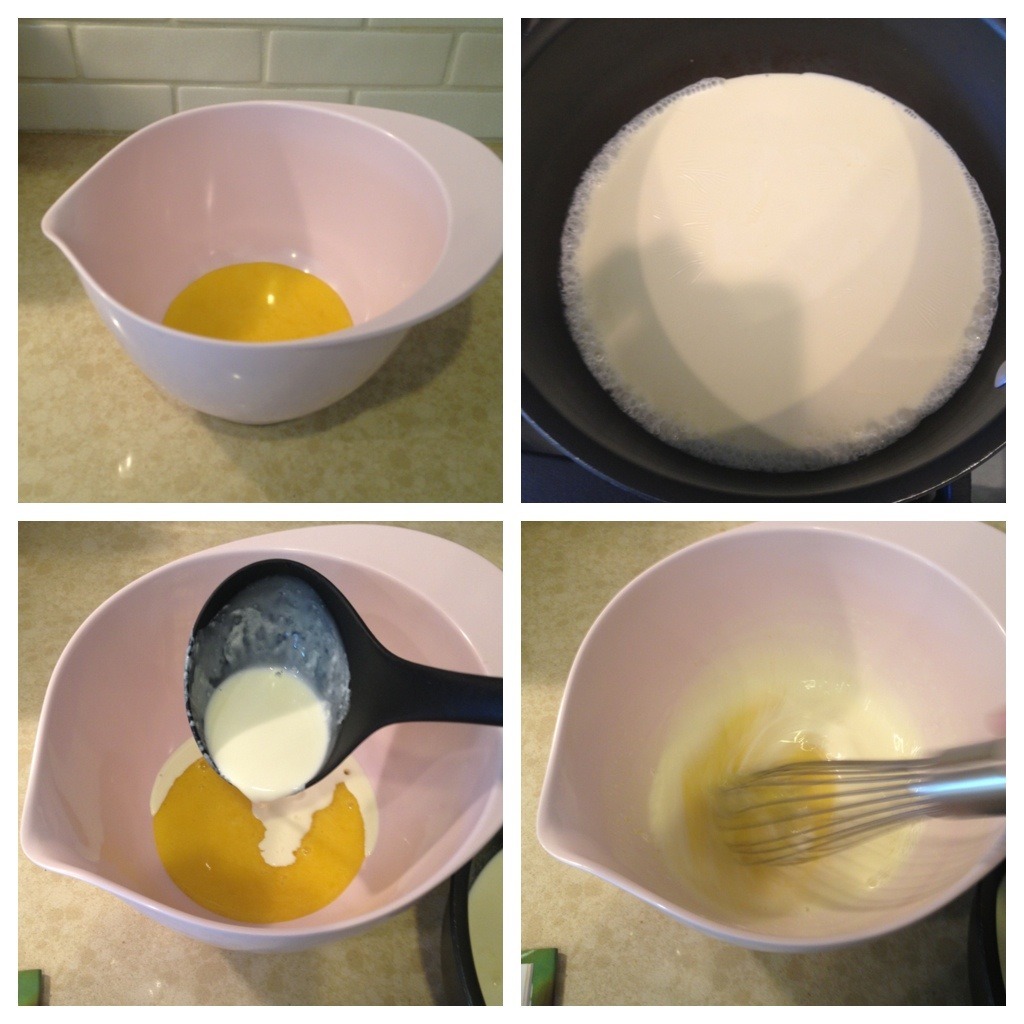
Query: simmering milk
561,73,1000,471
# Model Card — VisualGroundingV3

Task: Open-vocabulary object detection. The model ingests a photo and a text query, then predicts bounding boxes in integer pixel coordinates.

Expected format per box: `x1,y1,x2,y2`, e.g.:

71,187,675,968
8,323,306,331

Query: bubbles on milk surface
560,72,1001,472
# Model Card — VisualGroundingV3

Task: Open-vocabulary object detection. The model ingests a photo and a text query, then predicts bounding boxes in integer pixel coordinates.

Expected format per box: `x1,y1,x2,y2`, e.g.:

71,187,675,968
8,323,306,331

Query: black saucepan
522,18,1005,502
968,860,1006,1004
441,830,503,1005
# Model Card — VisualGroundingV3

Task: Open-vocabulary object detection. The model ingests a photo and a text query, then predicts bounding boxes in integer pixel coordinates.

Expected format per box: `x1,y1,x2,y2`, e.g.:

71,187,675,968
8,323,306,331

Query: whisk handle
918,738,1005,817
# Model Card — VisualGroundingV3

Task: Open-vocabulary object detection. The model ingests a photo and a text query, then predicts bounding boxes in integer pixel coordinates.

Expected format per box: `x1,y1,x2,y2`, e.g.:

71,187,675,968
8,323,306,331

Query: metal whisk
716,739,1005,866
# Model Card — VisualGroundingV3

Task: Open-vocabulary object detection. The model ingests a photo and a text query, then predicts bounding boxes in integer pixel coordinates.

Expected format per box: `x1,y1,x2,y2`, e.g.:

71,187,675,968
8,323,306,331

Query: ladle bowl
185,559,503,796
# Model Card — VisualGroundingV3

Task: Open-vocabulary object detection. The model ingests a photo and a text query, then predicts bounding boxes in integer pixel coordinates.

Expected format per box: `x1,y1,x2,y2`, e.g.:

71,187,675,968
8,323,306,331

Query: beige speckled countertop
522,521,1004,1005
19,521,501,1006
18,134,502,503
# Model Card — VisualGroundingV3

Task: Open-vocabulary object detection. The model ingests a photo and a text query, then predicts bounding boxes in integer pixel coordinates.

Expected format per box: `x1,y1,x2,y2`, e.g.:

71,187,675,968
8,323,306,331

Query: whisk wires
716,750,1004,866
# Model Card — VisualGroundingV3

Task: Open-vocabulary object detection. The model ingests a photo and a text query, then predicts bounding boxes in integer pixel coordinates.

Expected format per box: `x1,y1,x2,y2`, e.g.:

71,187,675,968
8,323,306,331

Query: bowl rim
537,520,1005,951
21,524,503,943
41,100,503,349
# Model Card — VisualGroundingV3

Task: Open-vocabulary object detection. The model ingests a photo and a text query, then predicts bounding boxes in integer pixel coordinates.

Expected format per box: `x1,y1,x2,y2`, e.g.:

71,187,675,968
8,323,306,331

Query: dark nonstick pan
522,19,1005,502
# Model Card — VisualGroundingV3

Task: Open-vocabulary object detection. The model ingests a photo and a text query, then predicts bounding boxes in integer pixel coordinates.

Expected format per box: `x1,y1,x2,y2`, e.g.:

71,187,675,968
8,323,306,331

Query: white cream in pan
561,73,1000,471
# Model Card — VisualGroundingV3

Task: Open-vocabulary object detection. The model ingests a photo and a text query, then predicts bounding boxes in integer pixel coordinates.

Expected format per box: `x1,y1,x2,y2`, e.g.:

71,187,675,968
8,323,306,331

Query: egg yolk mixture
650,672,920,919
153,757,365,923
680,703,836,868
162,261,353,342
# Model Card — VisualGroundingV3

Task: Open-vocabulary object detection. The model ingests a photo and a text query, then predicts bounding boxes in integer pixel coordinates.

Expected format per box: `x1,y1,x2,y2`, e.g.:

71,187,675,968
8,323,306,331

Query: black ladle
184,558,503,795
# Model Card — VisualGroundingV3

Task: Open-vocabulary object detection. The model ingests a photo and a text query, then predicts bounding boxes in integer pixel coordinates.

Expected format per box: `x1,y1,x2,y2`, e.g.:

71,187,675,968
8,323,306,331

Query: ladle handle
391,660,503,726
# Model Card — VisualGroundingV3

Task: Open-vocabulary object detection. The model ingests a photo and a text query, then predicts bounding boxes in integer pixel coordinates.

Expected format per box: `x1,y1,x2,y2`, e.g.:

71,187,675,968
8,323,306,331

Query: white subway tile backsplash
178,85,354,110
76,24,262,82
19,23,76,79
18,82,174,131
18,17,502,137
267,30,451,86
366,18,502,28
450,32,503,88
180,19,364,27
356,89,502,140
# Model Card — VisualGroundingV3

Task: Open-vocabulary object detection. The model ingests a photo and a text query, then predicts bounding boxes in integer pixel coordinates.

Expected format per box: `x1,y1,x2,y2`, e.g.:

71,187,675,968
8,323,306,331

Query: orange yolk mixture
162,261,353,342
153,758,365,923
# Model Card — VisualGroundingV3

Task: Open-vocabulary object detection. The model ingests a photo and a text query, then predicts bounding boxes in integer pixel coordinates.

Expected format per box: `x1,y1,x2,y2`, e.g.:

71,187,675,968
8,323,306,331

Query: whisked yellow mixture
650,666,920,919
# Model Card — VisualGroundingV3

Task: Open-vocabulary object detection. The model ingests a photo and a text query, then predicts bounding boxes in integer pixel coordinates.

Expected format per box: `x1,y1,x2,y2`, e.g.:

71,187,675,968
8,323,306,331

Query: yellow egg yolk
153,758,365,923
683,701,834,868
650,657,922,918
714,737,836,864
162,261,353,342
657,696,907,916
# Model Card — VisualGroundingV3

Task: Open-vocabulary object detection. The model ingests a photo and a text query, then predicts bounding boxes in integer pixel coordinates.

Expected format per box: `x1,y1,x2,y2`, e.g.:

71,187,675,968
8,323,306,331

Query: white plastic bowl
537,522,1005,951
21,525,503,952
42,102,502,424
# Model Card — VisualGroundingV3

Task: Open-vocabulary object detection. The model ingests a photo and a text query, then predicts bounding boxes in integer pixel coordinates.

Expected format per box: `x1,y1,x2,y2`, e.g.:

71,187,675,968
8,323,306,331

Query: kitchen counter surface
19,521,502,1006
19,133,502,503
521,520,1004,1005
